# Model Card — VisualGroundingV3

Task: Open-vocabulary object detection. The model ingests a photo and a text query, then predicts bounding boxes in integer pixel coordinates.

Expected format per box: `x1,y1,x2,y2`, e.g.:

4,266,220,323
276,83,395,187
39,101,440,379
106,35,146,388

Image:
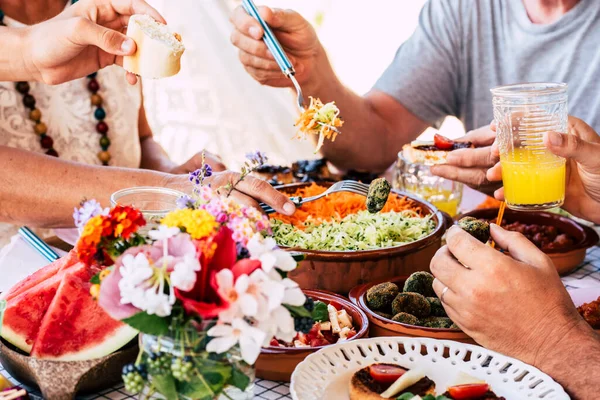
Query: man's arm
0,27,29,82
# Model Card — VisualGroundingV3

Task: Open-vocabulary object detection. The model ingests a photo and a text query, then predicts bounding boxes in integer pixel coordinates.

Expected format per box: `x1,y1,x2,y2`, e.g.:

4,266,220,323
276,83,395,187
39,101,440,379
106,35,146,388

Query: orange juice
501,148,565,210
404,186,461,216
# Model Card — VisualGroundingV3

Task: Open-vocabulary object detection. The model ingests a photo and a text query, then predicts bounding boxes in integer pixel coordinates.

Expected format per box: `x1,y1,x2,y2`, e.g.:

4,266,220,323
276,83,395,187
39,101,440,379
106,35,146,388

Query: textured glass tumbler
491,83,568,211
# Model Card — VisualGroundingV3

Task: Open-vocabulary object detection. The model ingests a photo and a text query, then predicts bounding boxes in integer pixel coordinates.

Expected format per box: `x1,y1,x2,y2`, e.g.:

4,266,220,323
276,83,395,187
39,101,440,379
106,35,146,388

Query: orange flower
109,205,145,239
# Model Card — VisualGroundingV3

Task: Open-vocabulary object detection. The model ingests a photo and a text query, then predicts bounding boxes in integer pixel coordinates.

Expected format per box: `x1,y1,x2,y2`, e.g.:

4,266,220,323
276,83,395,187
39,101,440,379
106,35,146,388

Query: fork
241,0,340,135
259,180,370,214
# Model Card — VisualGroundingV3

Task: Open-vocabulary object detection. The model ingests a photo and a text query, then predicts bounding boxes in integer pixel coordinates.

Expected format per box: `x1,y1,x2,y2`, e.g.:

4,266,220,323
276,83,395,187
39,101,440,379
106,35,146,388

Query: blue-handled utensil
241,0,340,134
18,226,59,262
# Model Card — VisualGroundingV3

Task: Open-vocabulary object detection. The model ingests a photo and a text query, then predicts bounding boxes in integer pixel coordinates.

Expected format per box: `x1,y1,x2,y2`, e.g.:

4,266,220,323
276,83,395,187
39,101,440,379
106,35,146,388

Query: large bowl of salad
270,182,452,294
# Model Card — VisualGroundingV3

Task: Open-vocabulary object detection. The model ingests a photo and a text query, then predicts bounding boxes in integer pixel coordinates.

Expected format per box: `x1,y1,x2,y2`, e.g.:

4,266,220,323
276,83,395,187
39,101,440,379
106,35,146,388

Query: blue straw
18,227,60,262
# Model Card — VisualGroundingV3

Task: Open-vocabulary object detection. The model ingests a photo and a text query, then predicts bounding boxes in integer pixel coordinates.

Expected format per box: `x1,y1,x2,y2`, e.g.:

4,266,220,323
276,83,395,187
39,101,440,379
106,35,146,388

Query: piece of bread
401,141,474,166
123,14,185,79
349,364,435,400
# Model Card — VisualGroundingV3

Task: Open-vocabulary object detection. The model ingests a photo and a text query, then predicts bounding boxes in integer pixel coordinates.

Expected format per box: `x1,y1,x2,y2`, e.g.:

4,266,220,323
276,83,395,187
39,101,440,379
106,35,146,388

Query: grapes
171,356,194,381
122,363,147,394
303,297,315,312
147,352,171,375
294,316,314,334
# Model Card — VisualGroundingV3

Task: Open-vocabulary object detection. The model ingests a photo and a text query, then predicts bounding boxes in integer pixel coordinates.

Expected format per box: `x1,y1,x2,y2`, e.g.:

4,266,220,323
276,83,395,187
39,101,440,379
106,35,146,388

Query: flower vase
139,323,255,400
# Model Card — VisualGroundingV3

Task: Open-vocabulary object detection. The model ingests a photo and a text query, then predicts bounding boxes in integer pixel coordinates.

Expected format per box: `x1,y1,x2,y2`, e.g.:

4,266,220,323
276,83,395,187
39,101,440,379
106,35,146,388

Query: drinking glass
394,153,463,216
491,83,568,211
110,187,185,234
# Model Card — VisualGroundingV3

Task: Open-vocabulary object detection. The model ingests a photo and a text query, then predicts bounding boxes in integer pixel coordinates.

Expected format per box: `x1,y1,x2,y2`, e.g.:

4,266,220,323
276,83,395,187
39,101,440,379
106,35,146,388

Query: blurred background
143,0,465,169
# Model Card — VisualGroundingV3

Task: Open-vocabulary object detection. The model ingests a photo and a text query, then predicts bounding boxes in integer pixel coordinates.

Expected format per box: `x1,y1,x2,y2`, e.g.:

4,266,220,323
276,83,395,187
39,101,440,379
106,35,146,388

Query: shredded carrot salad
271,183,428,229
476,196,502,209
295,97,343,153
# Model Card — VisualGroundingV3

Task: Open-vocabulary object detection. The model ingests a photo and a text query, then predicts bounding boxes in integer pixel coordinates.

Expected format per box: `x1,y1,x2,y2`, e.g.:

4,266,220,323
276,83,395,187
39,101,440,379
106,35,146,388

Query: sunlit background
143,0,465,169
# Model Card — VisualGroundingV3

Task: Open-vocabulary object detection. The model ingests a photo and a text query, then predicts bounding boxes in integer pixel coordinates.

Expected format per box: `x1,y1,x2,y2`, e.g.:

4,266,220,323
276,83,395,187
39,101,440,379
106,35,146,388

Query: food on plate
392,293,431,318
577,296,600,329
295,97,343,153
496,219,576,252
403,271,436,298
123,14,185,78
0,253,137,360
253,164,294,185
402,134,473,165
458,217,491,244
367,178,392,213
349,363,435,399
271,184,434,251
365,272,459,330
269,299,357,348
366,282,400,310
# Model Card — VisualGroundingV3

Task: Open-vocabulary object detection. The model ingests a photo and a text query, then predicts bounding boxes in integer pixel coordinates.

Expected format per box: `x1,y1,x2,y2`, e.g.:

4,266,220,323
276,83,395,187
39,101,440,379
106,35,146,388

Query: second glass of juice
491,83,568,211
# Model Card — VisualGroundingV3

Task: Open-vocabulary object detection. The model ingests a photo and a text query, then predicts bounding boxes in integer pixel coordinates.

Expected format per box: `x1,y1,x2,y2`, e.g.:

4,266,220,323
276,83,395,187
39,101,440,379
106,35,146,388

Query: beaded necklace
0,0,112,165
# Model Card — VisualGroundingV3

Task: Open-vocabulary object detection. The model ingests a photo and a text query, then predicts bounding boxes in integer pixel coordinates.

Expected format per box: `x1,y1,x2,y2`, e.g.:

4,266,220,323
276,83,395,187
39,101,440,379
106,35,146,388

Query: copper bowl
457,208,599,275
349,277,474,344
274,182,452,294
255,289,369,382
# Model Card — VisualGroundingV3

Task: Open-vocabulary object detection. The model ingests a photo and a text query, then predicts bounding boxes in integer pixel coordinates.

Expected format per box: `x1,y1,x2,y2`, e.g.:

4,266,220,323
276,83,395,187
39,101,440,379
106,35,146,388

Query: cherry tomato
345,329,357,340
434,133,455,150
368,364,407,384
310,338,331,347
269,338,280,347
447,383,490,399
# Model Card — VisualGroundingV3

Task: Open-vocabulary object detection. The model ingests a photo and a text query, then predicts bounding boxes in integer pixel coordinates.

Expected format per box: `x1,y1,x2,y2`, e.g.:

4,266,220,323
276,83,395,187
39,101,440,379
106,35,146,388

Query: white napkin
0,235,67,293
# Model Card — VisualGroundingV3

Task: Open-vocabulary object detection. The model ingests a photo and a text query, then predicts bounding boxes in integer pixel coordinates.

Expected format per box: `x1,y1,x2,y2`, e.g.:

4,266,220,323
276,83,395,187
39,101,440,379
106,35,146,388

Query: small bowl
255,289,369,382
0,339,137,400
457,208,599,275
349,277,474,344
274,182,453,294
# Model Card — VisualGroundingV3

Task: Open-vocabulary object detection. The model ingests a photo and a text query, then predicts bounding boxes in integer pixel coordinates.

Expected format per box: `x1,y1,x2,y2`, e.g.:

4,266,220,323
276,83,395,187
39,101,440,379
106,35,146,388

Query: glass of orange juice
491,83,568,211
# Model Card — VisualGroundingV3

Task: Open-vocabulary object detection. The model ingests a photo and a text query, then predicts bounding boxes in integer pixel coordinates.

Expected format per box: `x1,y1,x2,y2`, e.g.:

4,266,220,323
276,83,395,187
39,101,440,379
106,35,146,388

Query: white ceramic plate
290,337,568,400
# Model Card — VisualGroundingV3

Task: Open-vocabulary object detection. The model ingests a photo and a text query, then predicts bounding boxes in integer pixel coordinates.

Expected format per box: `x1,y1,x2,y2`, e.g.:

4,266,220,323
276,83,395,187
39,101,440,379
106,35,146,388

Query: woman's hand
430,224,583,366
169,151,228,175
487,116,600,223
20,0,164,85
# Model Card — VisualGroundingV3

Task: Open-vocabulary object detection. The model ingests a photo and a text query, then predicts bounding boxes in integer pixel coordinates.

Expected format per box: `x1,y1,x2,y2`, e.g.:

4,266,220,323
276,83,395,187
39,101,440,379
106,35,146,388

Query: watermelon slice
0,250,78,302
30,272,138,361
1,262,91,353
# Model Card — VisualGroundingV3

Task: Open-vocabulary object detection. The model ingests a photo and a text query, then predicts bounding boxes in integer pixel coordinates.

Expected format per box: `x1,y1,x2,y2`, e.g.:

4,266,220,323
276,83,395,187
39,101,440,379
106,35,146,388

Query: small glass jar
491,83,568,211
394,152,463,216
110,187,185,235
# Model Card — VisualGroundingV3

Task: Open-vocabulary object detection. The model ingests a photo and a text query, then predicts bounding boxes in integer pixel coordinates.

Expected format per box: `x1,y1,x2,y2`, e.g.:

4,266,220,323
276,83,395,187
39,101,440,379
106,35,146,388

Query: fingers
493,187,505,201
238,49,280,71
488,224,551,267
430,163,489,188
430,247,470,294
446,146,497,168
432,278,459,311
444,226,499,268
543,131,600,173
218,174,296,215
486,161,502,182
459,125,496,146
125,72,138,85
70,17,136,56
230,5,275,40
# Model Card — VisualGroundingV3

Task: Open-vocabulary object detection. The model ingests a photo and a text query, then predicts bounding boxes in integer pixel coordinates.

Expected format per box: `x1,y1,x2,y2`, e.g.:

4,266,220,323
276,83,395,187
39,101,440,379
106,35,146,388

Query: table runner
2,246,600,399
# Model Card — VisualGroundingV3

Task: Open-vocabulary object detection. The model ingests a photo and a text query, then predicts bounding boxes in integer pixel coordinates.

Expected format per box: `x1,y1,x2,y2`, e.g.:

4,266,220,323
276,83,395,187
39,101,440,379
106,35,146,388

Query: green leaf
291,252,306,262
285,304,311,318
311,301,329,322
122,312,168,335
179,360,232,398
151,374,178,400
231,365,251,391
90,272,101,285
396,394,415,400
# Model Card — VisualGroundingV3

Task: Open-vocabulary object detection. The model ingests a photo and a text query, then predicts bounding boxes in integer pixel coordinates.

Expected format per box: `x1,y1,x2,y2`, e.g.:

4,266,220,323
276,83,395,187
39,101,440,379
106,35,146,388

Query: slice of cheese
410,140,434,148
380,369,427,398
450,371,486,386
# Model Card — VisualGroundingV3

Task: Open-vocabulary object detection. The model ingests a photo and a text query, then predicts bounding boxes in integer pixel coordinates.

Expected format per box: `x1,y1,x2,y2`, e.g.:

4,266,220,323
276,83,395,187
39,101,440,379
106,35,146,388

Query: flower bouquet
74,153,313,400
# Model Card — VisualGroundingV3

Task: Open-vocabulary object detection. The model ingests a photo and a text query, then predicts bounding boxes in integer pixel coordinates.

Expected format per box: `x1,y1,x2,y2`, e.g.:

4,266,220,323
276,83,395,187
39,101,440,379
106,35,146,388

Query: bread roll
123,14,185,79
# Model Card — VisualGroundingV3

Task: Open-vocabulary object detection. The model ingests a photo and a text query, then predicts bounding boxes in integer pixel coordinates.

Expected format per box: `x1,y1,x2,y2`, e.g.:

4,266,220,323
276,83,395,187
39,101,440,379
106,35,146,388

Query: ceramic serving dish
457,208,599,275
349,276,474,344
274,182,453,294
0,339,137,400
255,289,369,382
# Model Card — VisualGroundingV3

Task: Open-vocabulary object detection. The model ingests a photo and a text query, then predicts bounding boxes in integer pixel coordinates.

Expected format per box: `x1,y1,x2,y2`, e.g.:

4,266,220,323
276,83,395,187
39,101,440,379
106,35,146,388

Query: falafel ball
403,271,436,298
449,323,461,330
421,317,454,329
373,311,393,320
426,297,447,317
391,292,431,318
366,282,399,310
391,312,420,325
458,217,491,244
366,178,392,213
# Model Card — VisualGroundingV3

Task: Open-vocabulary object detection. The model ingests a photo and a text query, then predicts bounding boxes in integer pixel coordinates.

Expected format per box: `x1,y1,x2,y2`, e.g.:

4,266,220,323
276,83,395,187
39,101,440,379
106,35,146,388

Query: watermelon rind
1,325,31,354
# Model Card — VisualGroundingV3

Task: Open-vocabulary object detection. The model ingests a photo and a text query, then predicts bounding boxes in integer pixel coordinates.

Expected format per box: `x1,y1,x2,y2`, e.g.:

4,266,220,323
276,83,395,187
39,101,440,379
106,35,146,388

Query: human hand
487,116,600,223
22,0,165,85
430,124,500,195
430,224,583,366
169,151,227,175
230,5,321,87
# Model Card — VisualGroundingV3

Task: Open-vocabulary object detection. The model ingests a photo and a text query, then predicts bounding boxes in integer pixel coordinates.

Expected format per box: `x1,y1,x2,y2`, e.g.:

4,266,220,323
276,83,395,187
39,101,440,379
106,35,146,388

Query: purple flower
73,199,108,232
176,195,195,209
204,163,213,178
189,169,202,185
245,150,268,167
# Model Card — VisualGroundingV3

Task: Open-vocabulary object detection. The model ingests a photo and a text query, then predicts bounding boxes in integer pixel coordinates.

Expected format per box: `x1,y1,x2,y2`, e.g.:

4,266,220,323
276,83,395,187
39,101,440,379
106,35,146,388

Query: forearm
536,320,600,399
139,136,176,172
0,27,32,82
0,146,172,228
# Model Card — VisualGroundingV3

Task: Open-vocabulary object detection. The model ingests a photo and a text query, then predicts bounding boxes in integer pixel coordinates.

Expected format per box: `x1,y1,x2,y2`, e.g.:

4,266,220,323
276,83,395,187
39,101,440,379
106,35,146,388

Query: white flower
144,289,173,317
281,278,306,306
148,225,181,241
247,234,296,272
170,254,201,291
216,270,268,321
118,253,154,306
206,318,266,365
257,306,296,344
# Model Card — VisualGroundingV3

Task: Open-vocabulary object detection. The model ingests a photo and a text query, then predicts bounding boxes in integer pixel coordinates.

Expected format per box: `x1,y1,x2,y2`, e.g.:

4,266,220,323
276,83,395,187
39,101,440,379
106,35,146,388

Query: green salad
272,210,435,251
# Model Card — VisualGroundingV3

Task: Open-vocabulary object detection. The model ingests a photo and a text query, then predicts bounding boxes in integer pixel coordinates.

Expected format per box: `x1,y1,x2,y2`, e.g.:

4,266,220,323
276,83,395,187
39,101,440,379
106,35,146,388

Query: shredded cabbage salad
272,210,435,251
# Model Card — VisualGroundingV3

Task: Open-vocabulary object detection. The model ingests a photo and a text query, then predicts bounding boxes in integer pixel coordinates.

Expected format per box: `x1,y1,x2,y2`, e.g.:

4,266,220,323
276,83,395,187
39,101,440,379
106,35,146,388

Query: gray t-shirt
374,0,600,132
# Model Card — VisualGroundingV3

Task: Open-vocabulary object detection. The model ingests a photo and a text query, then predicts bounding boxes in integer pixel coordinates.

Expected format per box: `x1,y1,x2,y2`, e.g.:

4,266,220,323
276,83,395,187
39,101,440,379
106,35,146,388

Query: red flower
109,205,145,239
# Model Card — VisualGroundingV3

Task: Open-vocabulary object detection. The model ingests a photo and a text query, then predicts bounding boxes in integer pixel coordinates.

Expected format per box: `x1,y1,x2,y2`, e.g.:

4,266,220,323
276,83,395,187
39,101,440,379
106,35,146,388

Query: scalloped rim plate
290,337,569,400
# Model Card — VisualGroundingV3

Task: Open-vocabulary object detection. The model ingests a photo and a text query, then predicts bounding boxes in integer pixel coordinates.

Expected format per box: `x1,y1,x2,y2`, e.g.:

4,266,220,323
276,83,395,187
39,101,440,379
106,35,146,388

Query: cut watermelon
1,262,92,353
0,250,78,302
30,272,138,361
